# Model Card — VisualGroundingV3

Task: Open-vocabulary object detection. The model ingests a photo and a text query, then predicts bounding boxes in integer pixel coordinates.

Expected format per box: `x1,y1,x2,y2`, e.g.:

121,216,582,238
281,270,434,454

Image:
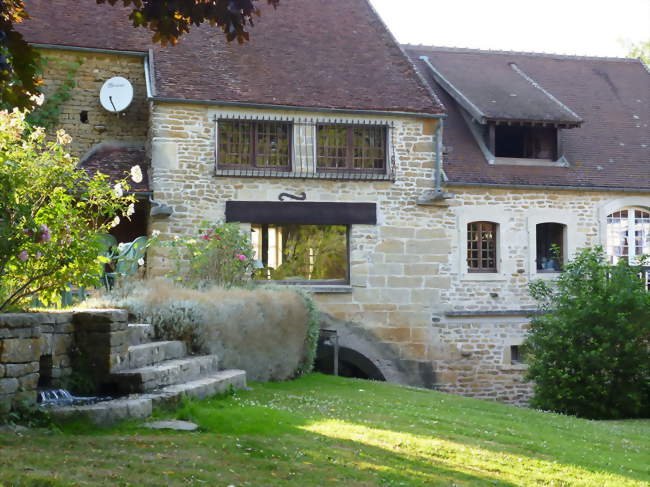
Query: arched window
536,222,566,272
467,221,497,272
606,208,650,264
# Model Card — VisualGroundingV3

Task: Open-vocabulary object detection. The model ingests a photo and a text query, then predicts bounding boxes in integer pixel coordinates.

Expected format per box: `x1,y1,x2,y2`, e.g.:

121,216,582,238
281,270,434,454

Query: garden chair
104,236,148,288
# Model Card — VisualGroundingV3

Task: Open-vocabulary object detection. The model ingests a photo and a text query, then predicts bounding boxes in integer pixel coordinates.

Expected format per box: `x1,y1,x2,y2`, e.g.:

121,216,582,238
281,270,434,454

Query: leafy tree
627,39,650,64
525,247,650,419
0,0,280,109
0,108,136,311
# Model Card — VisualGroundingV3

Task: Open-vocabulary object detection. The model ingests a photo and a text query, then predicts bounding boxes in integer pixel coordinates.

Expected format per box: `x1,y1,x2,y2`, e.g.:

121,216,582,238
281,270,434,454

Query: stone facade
36,48,149,159
146,102,650,405
31,48,650,406
0,310,129,412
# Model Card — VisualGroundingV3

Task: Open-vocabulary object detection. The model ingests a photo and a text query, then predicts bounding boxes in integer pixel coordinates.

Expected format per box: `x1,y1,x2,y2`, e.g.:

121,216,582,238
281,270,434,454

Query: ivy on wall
26,56,83,130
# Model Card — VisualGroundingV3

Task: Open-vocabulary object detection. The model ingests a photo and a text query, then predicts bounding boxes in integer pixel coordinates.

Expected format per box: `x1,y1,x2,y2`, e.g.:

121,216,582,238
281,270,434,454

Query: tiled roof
78,143,150,193
405,46,650,191
415,48,582,125
19,0,442,115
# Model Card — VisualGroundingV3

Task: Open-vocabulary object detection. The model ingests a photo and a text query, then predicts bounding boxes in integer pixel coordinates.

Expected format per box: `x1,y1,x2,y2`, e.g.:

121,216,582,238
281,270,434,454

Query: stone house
17,0,649,404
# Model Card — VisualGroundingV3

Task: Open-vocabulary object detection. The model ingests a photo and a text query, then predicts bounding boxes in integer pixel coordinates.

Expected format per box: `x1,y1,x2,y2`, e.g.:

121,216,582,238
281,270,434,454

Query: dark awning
225,201,377,225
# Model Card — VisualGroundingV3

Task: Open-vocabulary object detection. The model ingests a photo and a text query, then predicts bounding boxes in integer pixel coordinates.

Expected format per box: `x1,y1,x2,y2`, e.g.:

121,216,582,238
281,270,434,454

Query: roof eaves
151,95,446,118
404,45,643,63
509,62,583,124
419,55,485,123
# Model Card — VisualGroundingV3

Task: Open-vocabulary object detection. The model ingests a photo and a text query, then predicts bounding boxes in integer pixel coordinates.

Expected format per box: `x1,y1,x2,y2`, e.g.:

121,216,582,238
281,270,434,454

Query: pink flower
236,254,246,261
18,250,28,262
201,234,211,240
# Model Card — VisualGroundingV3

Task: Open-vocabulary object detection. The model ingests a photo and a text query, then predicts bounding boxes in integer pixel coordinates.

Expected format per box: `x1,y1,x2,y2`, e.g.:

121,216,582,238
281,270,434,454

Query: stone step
149,369,247,408
109,355,219,394
127,323,155,346
49,369,247,426
126,341,187,370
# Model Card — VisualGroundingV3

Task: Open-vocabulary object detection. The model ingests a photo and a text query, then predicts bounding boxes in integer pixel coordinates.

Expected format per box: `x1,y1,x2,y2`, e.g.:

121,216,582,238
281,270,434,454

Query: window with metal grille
467,221,497,272
218,120,291,169
607,208,650,264
316,125,387,172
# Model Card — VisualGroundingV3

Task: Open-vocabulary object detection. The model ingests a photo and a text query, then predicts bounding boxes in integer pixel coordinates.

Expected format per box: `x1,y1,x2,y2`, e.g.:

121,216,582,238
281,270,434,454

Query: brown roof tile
78,143,150,193
19,0,442,115
405,46,650,191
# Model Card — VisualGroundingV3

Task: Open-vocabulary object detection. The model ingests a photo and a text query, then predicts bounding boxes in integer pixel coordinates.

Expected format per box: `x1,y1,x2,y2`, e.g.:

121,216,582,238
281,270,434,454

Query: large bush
88,279,320,381
163,222,255,288
525,247,650,419
0,109,135,310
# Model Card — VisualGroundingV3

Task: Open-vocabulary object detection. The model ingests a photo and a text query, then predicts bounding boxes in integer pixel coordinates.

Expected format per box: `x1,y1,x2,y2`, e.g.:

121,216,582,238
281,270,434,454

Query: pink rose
236,254,246,261
18,250,28,262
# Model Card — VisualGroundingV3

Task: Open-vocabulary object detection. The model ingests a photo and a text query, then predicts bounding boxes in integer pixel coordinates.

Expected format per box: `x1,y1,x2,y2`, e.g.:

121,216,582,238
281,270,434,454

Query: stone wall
0,310,128,412
148,103,445,383
146,102,650,405
35,48,149,159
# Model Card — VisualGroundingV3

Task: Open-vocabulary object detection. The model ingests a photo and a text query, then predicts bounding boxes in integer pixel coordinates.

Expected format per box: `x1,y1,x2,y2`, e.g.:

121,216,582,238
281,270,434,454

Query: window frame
606,207,650,265
315,123,388,174
535,222,566,273
250,223,351,286
217,119,293,171
467,221,498,273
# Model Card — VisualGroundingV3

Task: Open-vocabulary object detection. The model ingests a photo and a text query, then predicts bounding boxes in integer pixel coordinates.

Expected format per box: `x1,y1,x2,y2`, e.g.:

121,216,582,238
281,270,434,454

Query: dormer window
493,125,557,160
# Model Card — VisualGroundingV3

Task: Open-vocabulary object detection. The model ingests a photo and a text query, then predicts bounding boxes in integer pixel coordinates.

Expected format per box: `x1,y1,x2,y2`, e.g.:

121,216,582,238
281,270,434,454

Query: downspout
417,118,453,205
434,118,443,192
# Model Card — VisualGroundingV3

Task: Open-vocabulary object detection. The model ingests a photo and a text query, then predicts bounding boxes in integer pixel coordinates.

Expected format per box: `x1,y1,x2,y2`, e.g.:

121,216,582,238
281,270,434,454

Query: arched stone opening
314,339,386,381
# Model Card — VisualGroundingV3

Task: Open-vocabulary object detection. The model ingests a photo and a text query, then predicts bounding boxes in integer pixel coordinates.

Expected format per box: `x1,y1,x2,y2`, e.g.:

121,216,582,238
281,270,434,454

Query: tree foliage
0,0,280,109
626,39,650,65
0,109,136,311
524,247,650,419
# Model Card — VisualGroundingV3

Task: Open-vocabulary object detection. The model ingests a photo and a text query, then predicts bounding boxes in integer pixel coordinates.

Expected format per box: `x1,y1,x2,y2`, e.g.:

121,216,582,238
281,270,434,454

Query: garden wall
0,310,128,412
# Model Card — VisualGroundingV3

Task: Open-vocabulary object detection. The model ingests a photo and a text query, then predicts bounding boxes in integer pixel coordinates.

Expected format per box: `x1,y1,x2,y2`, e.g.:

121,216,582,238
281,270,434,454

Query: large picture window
607,208,650,264
218,120,291,169
467,221,497,272
251,224,348,283
317,124,387,172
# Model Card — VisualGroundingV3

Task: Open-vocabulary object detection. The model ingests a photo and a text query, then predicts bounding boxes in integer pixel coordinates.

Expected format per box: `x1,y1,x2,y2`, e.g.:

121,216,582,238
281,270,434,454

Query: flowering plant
0,109,136,310
162,222,254,288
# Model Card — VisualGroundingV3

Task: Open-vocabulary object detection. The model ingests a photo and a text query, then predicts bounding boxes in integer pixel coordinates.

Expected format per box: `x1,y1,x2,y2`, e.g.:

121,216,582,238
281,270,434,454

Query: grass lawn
0,374,648,487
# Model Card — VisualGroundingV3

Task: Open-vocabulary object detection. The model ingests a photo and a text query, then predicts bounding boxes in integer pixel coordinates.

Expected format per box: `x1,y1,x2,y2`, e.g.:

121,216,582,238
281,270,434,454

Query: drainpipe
434,118,443,193
417,118,453,205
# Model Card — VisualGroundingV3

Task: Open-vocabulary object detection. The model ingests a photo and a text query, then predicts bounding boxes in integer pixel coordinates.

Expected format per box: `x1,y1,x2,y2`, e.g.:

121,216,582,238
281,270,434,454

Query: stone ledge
444,309,539,318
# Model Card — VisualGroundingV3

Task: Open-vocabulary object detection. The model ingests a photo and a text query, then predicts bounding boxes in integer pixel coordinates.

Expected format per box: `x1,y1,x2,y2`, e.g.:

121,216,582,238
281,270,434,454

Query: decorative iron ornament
278,192,307,202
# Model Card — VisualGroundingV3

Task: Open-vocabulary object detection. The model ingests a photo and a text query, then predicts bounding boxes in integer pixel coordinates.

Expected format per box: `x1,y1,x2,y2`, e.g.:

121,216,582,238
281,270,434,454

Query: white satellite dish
99,76,134,113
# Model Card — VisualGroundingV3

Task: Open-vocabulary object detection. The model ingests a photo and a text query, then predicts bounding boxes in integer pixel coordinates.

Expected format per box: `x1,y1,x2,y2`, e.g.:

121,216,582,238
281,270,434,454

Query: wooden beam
226,201,377,225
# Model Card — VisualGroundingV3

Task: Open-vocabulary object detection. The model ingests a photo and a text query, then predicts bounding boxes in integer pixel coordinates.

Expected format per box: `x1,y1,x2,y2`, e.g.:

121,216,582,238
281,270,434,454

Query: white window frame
455,207,511,281
599,197,650,265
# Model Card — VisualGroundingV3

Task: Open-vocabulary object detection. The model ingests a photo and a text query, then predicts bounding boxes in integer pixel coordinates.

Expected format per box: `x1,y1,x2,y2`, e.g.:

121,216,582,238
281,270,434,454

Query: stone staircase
50,323,246,425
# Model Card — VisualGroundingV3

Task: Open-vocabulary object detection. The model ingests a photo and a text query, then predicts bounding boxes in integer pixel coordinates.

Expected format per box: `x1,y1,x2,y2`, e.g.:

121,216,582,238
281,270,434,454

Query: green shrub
525,247,650,419
0,109,135,311
162,222,254,288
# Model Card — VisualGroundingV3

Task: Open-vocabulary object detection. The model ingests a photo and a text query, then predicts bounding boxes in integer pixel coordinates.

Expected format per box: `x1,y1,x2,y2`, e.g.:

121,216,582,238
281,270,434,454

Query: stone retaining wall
0,310,128,412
